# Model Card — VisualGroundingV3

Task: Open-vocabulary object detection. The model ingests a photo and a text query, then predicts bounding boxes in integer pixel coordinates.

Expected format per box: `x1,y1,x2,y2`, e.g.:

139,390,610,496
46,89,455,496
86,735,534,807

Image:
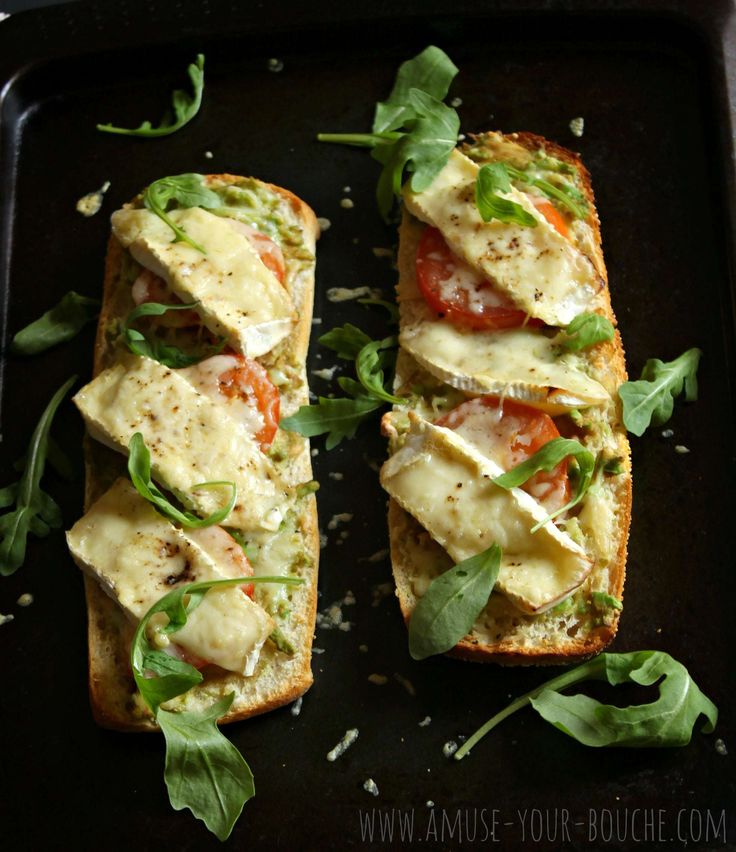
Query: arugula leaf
318,47,460,220
502,162,588,219
561,312,615,352
127,432,236,528
97,55,205,138
0,375,76,576
408,544,501,660
492,437,595,530
280,396,384,450
318,324,371,360
475,163,538,227
143,173,223,253
373,45,459,133
131,574,303,840
158,696,254,841
455,651,718,759
355,336,402,404
357,297,400,323
619,348,701,437
11,292,100,355
123,301,225,368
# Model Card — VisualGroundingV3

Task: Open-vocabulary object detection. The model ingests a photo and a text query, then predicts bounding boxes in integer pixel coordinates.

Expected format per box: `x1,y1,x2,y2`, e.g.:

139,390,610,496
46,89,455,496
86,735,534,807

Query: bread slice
384,133,632,664
78,175,320,729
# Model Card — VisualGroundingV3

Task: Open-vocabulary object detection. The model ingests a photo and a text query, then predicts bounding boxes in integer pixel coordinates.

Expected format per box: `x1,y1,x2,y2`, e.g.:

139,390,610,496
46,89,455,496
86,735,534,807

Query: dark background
0,1,734,850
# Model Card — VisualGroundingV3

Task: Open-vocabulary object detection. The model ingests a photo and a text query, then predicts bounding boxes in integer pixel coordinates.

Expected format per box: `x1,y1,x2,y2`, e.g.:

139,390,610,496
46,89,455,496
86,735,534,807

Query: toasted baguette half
79,175,320,729
384,133,632,665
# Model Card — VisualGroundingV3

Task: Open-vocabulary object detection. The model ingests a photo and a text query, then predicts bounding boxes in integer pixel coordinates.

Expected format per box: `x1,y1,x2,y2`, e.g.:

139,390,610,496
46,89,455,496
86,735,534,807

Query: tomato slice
415,227,536,331
218,355,280,450
531,197,569,238
227,220,287,284
436,395,571,513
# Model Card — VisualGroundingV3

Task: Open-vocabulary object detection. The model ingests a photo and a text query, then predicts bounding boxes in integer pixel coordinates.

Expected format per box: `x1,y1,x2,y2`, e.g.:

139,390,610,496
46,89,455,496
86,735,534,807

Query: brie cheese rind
66,479,274,676
402,149,602,326
380,417,593,613
111,207,295,358
400,299,610,412
73,355,289,533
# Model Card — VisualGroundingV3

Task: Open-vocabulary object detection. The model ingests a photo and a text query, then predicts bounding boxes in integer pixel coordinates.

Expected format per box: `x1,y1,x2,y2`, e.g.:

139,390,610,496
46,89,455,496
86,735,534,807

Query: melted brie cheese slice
112,207,295,357
402,149,601,326
400,300,609,412
380,416,592,613
67,479,273,675
73,355,289,532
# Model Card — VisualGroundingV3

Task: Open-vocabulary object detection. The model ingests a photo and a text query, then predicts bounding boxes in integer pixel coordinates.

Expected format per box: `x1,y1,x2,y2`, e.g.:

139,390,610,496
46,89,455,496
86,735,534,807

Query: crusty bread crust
81,175,320,729
387,133,632,665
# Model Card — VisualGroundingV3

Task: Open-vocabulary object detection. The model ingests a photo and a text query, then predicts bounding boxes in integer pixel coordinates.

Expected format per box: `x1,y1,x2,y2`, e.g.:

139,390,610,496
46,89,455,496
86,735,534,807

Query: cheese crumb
361,549,389,563
328,512,353,530
661,428,674,438
313,366,338,381
715,738,728,756
394,673,416,697
426,800,435,808
372,582,394,607
443,740,458,758
76,181,110,217
368,673,388,685
372,247,394,260
363,778,379,797
311,448,319,457
317,217,331,232
267,58,284,72
675,445,690,454
204,150,214,159
450,96,463,108
327,728,358,761
340,198,354,209
291,696,303,717
312,647,325,655
343,186,352,194
569,116,585,137
418,716,432,727
319,532,328,549
0,613,14,627
311,317,323,325
326,285,374,303
328,471,344,481
0,12,11,22
358,644,368,653
16,593,34,607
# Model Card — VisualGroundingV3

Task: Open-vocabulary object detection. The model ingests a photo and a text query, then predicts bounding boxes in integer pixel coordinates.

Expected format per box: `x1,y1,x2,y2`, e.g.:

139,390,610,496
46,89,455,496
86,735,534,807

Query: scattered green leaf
619,348,701,436
0,375,76,576
492,437,595,530
408,544,501,660
11,292,100,356
318,324,371,360
97,55,206,138
560,312,615,352
281,396,384,450
355,336,402,404
127,432,235,528
122,301,225,367
143,173,223,253
502,162,588,219
455,651,718,759
475,163,538,227
357,297,400,323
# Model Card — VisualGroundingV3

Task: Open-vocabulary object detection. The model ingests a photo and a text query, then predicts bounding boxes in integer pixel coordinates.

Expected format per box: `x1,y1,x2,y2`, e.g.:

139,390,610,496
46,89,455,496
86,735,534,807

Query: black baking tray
0,1,734,849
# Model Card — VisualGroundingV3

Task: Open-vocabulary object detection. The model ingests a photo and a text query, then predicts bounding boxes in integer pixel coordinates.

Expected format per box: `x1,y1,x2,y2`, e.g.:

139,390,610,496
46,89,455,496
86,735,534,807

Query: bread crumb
715,738,728,756
311,448,319,457
291,696,303,717
204,150,213,159
443,740,458,758
340,198,354,209
661,428,674,438
16,593,33,607
327,728,358,761
317,217,331,231
394,673,416,697
368,673,388,685
418,716,432,727
76,181,110,217
328,512,353,530
343,186,352,194
569,117,585,137
363,778,379,796
267,58,284,72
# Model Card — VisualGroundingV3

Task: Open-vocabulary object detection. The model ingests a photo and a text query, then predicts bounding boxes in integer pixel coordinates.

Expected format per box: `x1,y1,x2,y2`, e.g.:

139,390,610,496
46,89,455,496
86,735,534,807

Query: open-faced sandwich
380,133,632,664
66,173,320,729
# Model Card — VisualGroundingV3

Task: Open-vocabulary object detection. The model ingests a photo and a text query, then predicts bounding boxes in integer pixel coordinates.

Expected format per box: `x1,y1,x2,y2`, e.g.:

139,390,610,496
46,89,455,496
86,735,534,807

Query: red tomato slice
218,355,280,450
531,197,569,238
415,227,537,331
436,395,571,513
245,228,286,284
